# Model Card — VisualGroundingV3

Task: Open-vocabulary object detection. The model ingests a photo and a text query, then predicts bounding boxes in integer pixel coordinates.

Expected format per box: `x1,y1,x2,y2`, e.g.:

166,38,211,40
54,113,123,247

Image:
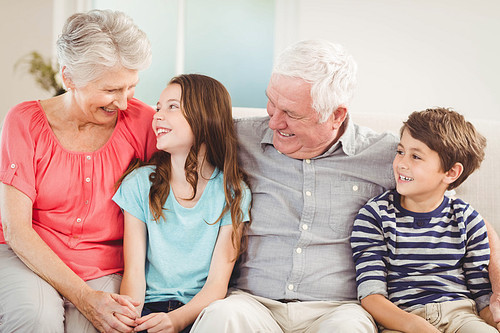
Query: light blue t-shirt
113,165,251,304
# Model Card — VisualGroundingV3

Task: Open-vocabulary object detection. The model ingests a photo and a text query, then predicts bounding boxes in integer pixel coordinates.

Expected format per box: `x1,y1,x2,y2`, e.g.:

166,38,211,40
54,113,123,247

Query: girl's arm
0,183,138,333
361,294,440,333
135,224,240,333
119,211,147,313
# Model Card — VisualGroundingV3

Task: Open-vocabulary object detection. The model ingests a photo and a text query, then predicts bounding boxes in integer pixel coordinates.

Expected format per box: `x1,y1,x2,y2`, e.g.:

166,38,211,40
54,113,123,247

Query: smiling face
266,74,346,159
66,66,139,126
153,83,194,155
393,128,457,212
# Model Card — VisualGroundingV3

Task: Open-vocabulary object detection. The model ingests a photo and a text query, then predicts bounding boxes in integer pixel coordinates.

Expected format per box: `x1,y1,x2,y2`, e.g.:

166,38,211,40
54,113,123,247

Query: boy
351,108,499,332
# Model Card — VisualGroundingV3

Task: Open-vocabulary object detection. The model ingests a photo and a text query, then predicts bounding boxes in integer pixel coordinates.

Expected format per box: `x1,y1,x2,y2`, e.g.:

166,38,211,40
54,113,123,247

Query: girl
112,74,251,333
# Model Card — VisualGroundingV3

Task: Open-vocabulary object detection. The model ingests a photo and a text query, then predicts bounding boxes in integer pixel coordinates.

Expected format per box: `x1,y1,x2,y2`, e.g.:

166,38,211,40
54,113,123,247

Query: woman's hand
78,289,140,333
134,312,178,333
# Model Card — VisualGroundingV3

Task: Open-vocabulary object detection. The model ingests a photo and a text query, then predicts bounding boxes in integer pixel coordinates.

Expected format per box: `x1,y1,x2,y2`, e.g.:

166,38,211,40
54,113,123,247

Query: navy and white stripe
351,190,491,312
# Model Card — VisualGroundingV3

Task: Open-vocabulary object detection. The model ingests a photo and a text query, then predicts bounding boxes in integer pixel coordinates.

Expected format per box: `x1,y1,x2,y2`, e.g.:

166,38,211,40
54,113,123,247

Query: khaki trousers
0,244,122,333
381,299,497,333
191,289,377,333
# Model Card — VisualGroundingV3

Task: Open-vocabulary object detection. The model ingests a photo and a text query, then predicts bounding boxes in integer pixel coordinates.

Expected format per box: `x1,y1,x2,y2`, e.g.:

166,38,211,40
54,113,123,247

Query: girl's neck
169,145,215,208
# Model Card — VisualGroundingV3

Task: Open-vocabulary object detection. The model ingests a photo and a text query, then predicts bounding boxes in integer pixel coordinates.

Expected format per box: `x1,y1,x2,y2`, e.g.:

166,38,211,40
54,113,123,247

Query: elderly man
191,40,500,332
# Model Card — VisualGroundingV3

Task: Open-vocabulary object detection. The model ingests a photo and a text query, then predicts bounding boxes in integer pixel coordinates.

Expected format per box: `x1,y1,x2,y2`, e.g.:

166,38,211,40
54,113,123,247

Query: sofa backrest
233,107,500,234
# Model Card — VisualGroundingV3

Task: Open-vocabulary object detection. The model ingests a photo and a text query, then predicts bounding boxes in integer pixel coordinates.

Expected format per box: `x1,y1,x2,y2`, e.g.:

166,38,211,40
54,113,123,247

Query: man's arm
485,219,500,322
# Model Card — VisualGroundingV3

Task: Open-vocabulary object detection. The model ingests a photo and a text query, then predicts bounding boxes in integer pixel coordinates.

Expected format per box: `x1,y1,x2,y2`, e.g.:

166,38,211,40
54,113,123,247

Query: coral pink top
0,98,157,280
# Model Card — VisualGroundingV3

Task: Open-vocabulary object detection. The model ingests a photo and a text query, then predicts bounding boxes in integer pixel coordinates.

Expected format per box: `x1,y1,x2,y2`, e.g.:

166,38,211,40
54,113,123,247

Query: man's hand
490,293,500,323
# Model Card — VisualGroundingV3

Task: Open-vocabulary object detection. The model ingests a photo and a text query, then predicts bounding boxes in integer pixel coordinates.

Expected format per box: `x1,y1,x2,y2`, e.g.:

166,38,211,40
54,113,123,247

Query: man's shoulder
347,122,398,160
234,116,270,136
352,122,398,147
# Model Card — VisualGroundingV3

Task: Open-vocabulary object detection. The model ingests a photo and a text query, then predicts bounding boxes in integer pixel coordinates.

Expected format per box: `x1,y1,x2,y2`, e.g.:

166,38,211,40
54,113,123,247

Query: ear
443,162,464,185
330,106,348,130
61,66,75,90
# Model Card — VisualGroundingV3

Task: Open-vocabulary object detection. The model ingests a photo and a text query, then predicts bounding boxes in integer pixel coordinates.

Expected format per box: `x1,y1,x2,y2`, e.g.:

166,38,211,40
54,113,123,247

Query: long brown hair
118,74,250,258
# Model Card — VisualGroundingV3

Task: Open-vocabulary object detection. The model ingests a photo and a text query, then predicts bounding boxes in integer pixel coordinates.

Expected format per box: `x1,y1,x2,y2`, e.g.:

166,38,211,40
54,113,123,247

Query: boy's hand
406,315,440,333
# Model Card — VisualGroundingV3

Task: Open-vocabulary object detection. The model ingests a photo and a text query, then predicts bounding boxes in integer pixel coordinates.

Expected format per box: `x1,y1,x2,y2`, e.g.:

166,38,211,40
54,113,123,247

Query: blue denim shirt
233,115,398,301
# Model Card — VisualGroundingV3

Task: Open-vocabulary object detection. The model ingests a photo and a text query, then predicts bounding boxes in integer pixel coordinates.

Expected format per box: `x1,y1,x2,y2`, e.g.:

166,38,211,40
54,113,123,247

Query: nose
268,107,286,130
113,91,128,110
153,111,164,120
396,155,408,170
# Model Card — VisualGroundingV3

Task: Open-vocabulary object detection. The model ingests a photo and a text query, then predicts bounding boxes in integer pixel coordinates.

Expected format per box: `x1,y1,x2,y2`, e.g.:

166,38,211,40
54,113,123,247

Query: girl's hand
133,312,178,333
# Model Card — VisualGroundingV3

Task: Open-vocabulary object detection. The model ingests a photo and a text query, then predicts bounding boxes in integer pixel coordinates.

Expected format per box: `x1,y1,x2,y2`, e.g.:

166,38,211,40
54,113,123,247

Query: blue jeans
140,300,192,333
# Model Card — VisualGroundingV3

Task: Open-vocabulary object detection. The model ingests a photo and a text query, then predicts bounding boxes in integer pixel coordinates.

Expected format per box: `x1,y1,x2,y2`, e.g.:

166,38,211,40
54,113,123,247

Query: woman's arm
119,211,147,312
485,220,500,323
0,183,138,333
134,224,241,333
361,294,440,333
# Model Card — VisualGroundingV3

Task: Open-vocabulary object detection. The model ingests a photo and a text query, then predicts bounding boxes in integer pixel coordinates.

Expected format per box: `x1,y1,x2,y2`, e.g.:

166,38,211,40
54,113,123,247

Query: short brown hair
401,108,486,189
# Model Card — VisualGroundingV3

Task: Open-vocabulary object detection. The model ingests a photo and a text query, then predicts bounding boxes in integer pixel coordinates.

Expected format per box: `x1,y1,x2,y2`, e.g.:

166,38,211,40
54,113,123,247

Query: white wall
2,0,499,123
291,0,500,121
0,0,55,123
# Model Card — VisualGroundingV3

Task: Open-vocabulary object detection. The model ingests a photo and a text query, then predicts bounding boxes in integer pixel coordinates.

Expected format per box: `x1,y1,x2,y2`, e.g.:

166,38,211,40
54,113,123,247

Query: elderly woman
0,9,156,333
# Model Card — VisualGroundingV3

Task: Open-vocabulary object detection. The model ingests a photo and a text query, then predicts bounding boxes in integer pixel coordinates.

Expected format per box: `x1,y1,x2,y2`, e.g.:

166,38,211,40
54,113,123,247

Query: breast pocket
329,181,383,238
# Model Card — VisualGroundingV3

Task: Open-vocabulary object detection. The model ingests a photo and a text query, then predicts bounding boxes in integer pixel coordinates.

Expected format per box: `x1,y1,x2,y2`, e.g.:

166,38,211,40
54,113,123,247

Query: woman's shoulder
5,100,43,121
3,100,47,135
122,98,155,122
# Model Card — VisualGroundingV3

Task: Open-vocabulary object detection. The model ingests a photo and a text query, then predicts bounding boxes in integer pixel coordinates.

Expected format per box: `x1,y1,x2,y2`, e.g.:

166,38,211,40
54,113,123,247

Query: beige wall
0,0,55,123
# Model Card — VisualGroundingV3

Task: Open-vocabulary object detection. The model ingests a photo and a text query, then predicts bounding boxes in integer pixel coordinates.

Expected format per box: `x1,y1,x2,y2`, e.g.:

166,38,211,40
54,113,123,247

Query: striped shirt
351,190,491,312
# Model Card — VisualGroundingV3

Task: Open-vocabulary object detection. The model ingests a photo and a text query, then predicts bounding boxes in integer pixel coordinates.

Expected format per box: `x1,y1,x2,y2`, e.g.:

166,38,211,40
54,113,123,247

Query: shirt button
85,177,91,183
76,218,82,223
10,163,16,168
85,200,89,205
352,185,359,191
305,159,311,164
86,155,91,160
296,247,302,254
287,284,294,291
305,191,312,197
302,224,309,231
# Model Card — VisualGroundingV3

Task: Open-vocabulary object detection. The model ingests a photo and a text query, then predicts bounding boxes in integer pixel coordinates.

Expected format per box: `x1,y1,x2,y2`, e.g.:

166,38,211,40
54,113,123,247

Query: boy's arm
485,219,500,322
134,224,241,332
361,294,440,333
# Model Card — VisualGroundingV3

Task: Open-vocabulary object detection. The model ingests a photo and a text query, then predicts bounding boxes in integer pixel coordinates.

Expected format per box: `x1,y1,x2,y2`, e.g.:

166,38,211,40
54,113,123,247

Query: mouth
156,127,171,136
399,174,414,182
101,107,118,114
277,130,294,138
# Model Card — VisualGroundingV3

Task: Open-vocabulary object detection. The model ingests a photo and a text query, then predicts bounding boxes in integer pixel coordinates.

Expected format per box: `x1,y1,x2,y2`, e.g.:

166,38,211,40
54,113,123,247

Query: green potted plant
15,51,66,96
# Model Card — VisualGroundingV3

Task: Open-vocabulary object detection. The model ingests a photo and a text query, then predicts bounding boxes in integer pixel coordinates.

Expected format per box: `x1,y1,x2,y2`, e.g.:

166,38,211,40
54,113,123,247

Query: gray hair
273,40,357,122
56,9,152,87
